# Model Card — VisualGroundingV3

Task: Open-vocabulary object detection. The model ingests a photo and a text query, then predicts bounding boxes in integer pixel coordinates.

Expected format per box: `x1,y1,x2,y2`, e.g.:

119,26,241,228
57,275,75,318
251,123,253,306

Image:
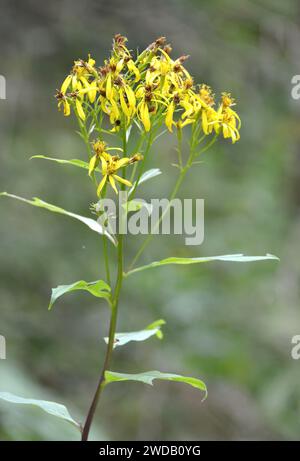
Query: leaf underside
0,392,80,430
104,319,165,348
0,192,116,245
129,168,162,196
126,253,279,276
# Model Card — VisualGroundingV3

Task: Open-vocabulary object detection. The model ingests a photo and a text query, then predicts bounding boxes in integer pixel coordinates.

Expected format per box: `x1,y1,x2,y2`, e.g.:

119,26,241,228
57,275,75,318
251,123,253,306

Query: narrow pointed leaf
104,371,207,400
49,280,111,310
129,168,161,196
0,392,80,430
126,253,279,277
0,193,116,245
104,319,165,348
31,155,91,170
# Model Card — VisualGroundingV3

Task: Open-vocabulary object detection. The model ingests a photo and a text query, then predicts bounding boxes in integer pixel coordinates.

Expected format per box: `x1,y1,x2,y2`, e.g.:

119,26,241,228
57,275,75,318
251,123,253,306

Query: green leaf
0,192,116,245
104,371,207,400
31,155,90,170
0,392,80,430
129,168,161,196
104,319,165,348
49,280,111,310
125,253,279,277
122,200,153,215
145,319,166,339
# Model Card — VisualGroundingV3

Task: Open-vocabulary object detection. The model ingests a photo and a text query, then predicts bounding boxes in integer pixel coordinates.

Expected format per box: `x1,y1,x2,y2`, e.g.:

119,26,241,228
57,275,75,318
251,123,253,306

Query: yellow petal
229,108,241,129
100,155,108,175
120,90,130,117
135,86,144,99
109,175,118,194
202,110,208,134
72,75,78,91
106,74,112,100
165,101,175,132
88,55,96,67
127,60,140,82
89,88,97,103
97,175,108,196
63,100,70,117
76,80,83,96
115,157,130,169
140,102,150,132
75,99,86,121
110,99,120,121
61,75,72,94
80,76,90,89
116,58,124,73
113,175,132,187
79,77,97,103
88,155,98,176
179,118,194,128
180,100,194,119
124,86,136,111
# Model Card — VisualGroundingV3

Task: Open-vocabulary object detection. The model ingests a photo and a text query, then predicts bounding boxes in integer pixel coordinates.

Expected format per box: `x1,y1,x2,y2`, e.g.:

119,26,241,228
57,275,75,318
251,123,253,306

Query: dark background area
1,0,300,440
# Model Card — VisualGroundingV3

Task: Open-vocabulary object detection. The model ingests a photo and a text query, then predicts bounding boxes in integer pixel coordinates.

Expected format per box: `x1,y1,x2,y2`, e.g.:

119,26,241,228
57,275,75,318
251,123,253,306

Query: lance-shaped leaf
0,392,80,431
31,155,91,170
49,279,111,310
125,253,279,277
104,371,207,400
0,192,116,245
129,168,162,196
104,319,165,348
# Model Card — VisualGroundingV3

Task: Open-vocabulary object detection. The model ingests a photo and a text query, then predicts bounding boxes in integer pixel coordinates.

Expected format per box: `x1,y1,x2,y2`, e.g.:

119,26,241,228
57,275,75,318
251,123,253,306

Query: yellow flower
88,141,143,195
201,106,220,135
56,35,241,144
198,84,215,108
60,55,97,95
217,93,241,143
55,90,71,117
97,152,143,196
88,141,108,176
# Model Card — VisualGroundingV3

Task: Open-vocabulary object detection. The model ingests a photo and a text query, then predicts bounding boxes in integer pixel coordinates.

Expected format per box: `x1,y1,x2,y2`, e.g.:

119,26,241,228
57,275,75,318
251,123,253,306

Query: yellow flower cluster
56,34,241,143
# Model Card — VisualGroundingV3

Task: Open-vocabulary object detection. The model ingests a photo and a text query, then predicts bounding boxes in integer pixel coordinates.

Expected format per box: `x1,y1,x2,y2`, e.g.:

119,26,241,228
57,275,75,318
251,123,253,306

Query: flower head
87,140,143,195
57,35,241,143
96,151,142,196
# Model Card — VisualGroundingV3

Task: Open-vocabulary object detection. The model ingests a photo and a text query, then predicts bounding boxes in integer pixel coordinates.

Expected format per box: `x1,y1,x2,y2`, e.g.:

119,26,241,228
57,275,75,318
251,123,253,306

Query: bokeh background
1,0,300,441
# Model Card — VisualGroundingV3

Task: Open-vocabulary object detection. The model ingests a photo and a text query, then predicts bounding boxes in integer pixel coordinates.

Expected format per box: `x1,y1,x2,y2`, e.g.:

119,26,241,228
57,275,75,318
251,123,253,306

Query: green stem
102,234,111,286
128,166,189,271
81,234,123,441
81,122,127,441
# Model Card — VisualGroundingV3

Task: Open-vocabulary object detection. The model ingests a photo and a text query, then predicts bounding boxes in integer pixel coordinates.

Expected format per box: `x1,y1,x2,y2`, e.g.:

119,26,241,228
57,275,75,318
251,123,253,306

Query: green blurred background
1,0,300,441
